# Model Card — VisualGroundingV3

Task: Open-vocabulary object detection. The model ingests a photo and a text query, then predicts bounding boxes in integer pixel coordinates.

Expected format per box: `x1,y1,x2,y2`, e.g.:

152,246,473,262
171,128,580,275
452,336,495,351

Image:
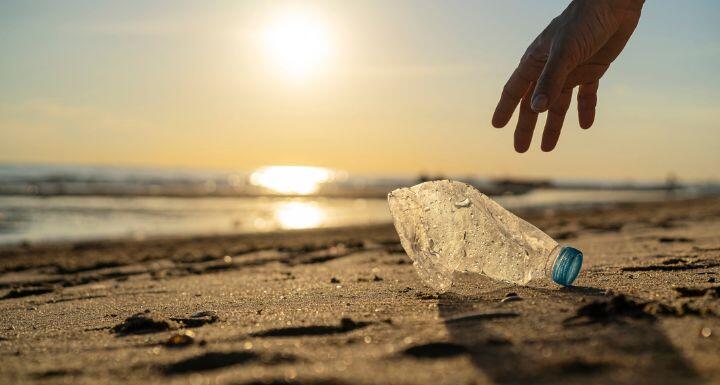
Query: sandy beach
1,197,719,385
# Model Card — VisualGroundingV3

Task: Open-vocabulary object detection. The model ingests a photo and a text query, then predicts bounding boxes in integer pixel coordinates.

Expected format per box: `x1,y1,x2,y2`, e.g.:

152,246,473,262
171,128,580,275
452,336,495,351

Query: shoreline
1,194,711,249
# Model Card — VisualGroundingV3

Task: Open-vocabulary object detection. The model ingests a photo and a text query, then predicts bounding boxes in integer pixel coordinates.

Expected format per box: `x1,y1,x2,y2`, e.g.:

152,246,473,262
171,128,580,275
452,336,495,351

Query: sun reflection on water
275,201,325,229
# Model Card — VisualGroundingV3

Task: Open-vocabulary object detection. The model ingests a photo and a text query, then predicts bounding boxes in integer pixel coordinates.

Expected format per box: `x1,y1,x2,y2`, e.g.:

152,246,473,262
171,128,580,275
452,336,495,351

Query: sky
1,0,719,181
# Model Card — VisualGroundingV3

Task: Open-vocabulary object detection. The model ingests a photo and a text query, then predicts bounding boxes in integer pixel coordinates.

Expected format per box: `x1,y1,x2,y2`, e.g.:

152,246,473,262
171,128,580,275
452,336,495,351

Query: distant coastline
1,163,711,200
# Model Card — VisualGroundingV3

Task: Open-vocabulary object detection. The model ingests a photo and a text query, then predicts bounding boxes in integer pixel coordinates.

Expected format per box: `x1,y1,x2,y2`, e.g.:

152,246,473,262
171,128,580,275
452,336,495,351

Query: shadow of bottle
436,280,700,385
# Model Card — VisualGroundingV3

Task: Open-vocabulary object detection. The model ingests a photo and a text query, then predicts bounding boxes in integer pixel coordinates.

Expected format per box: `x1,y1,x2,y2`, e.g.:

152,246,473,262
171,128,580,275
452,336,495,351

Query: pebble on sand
165,330,196,347
112,311,180,335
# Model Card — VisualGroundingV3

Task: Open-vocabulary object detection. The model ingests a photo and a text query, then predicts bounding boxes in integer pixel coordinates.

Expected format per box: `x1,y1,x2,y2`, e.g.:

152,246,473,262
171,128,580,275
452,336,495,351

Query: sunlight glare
262,11,331,79
249,166,334,195
275,202,324,229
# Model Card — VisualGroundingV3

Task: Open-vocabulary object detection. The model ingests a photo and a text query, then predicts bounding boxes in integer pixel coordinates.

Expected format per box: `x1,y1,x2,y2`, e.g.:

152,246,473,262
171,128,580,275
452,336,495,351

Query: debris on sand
170,310,219,327
112,311,179,335
112,310,219,335
501,292,522,303
165,330,196,348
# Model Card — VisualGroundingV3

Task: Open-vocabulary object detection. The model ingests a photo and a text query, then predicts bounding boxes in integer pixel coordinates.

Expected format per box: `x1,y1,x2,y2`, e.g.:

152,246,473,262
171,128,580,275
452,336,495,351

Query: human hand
492,0,644,152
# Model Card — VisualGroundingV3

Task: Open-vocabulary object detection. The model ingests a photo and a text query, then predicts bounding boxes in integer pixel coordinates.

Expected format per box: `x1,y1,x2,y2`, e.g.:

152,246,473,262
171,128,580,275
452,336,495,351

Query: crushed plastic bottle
387,180,582,292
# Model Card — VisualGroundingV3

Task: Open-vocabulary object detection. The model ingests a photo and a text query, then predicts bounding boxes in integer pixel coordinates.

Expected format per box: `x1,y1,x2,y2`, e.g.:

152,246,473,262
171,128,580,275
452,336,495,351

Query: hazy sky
1,0,718,181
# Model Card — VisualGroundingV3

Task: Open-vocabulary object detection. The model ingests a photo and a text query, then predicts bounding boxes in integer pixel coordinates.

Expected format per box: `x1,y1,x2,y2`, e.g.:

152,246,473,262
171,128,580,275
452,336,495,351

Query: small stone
165,330,196,347
701,327,712,338
170,311,219,327
330,277,340,284
501,296,522,303
454,198,471,208
373,275,383,282
708,277,717,283
194,310,217,318
113,312,179,335
151,271,167,280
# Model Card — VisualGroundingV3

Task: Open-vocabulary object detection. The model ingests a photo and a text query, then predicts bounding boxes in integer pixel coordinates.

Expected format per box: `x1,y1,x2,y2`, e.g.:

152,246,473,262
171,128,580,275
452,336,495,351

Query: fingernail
531,94,548,112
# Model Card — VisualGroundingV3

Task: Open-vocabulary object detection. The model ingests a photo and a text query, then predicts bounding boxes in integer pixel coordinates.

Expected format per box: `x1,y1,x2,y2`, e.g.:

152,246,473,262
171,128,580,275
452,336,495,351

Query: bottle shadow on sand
435,278,700,385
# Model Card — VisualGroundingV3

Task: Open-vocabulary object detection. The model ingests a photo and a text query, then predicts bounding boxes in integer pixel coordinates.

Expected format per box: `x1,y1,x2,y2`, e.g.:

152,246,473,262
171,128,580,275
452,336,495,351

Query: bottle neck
544,244,564,280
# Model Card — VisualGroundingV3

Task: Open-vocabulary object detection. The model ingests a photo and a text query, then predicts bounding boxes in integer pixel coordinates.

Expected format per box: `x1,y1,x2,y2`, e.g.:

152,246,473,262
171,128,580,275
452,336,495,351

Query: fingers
541,88,573,152
514,82,539,153
531,39,575,113
492,56,543,128
492,67,532,128
577,80,599,129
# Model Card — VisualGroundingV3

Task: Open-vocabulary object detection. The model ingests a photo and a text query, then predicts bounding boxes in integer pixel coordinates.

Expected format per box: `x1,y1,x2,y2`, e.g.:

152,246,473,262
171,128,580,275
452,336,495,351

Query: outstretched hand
492,0,644,152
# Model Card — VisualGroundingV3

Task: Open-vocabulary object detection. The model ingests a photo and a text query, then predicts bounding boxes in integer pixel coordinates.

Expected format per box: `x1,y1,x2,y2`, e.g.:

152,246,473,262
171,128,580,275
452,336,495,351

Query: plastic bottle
387,180,582,292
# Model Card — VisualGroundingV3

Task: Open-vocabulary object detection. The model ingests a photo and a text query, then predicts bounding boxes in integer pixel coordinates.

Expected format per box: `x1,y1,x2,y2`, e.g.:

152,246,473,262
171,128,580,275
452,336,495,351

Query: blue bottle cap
552,246,583,286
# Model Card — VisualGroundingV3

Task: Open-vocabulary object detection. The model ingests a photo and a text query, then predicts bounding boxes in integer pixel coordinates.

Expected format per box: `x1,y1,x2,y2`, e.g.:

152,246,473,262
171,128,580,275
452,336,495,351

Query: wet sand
1,197,719,385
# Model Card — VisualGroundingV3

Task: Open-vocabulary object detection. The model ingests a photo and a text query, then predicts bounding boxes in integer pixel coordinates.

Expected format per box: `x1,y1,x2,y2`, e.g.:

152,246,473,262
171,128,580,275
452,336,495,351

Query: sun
262,12,332,80
249,166,335,195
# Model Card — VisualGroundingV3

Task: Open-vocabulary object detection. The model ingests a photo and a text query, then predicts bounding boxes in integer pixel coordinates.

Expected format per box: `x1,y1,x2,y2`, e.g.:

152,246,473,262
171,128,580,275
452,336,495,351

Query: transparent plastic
387,180,582,292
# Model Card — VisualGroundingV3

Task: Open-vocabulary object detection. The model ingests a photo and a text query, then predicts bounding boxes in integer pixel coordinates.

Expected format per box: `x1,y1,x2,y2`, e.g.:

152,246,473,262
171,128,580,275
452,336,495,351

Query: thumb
531,39,575,112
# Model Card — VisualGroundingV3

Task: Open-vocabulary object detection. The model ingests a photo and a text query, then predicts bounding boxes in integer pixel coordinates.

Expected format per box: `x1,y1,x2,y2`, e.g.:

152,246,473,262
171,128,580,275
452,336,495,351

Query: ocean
0,164,714,245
